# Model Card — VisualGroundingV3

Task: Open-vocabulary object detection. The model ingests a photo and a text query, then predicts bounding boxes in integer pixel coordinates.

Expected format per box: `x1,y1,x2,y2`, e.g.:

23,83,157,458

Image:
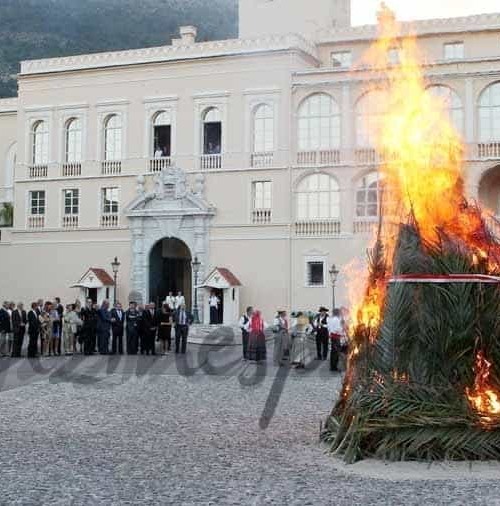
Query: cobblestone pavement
0,345,499,505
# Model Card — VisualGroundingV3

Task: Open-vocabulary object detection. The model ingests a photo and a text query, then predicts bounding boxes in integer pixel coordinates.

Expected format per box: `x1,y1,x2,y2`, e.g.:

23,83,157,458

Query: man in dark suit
110,301,125,355
11,302,27,357
54,297,64,355
27,302,40,358
80,299,98,355
174,303,193,354
141,303,158,355
96,300,112,354
0,301,10,357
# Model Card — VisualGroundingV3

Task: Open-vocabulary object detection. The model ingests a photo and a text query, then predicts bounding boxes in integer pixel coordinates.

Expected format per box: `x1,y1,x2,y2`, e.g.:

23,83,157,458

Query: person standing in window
209,291,220,324
154,146,163,159
313,307,329,361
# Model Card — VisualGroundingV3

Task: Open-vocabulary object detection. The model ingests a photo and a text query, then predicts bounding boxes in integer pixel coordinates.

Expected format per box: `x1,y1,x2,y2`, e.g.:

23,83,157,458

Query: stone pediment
126,166,215,218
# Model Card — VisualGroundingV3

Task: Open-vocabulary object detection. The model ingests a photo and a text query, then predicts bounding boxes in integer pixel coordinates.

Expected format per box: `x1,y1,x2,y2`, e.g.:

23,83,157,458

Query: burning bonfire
324,7,500,462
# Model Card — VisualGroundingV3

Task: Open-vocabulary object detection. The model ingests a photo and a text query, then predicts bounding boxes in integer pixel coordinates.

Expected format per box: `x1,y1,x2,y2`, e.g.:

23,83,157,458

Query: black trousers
316,331,328,360
330,340,340,371
12,330,25,357
210,306,218,324
27,331,38,358
143,331,156,354
175,325,189,354
111,330,123,354
241,330,249,359
127,330,138,355
83,328,96,355
97,329,110,354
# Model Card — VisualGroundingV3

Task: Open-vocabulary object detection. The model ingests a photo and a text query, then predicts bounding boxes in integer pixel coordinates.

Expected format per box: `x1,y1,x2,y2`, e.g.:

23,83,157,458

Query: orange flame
466,351,500,423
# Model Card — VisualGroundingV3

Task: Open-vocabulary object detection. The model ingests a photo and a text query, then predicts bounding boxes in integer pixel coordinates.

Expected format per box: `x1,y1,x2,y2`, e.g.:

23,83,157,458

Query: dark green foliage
0,0,238,97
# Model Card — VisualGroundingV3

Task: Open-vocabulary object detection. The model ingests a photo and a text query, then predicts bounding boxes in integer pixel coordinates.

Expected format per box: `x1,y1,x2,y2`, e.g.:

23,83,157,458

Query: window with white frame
427,85,464,135
356,172,380,218
103,114,122,161
298,93,340,151
479,82,500,141
29,190,46,215
253,104,274,153
65,118,82,163
202,107,222,154
63,189,79,216
306,260,325,287
253,181,272,210
32,120,49,165
331,51,351,68
153,111,171,157
355,90,387,147
102,187,119,214
297,173,340,220
444,42,464,60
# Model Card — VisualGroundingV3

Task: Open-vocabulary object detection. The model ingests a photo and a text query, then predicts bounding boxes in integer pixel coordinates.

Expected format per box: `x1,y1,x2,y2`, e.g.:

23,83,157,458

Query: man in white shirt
174,291,185,310
327,309,343,372
209,292,220,324
164,291,176,310
238,306,253,361
154,147,163,159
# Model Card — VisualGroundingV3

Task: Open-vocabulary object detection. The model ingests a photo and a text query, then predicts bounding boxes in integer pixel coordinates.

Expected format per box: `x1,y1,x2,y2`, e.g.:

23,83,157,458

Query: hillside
0,0,238,98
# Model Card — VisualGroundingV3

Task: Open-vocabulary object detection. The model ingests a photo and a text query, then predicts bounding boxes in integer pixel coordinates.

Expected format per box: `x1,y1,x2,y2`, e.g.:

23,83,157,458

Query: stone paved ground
0,344,499,505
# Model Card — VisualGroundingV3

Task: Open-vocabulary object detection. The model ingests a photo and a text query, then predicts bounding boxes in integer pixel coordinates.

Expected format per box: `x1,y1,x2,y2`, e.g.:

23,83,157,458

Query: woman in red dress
247,310,267,362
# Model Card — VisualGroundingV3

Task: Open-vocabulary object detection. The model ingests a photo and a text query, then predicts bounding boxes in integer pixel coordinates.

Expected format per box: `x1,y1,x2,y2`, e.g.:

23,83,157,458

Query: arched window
253,104,274,153
104,114,122,161
32,120,49,165
356,172,381,218
298,93,340,151
153,111,171,157
296,173,340,220
65,118,82,163
202,107,222,155
479,82,500,142
355,90,387,148
427,85,464,135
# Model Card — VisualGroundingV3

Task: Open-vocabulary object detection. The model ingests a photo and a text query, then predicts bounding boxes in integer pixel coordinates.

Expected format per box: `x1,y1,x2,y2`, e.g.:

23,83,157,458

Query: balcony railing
101,160,122,176
295,220,341,237
354,148,380,165
62,215,79,229
252,209,272,224
200,154,222,170
28,165,48,179
62,162,82,177
251,152,274,168
477,142,500,159
297,150,341,166
100,213,119,228
353,219,378,235
149,157,172,173
27,215,45,229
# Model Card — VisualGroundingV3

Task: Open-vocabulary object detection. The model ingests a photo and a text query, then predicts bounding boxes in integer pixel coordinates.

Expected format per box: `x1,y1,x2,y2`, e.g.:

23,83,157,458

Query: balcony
297,150,341,166
477,142,500,160
28,165,48,179
252,209,272,224
200,154,222,170
62,215,79,229
354,149,380,165
27,215,45,230
62,162,82,177
251,152,274,168
101,160,122,176
100,213,119,228
149,157,172,173
295,220,341,237
353,218,378,235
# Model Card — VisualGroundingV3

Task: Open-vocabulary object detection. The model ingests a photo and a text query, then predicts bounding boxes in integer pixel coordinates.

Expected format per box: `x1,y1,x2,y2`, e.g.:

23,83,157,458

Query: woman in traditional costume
247,310,267,362
273,310,290,366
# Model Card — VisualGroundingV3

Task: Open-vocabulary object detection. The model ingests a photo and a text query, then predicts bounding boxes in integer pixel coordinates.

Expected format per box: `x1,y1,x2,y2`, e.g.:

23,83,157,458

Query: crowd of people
238,306,349,371
0,292,193,359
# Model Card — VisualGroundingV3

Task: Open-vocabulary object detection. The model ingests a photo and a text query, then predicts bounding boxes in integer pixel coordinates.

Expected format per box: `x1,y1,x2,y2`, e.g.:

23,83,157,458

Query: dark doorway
87,288,98,303
214,288,224,324
154,125,171,157
149,238,192,309
203,122,221,154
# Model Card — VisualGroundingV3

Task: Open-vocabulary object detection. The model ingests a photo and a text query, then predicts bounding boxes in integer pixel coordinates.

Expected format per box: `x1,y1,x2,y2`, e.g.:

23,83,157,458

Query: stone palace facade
1,0,500,322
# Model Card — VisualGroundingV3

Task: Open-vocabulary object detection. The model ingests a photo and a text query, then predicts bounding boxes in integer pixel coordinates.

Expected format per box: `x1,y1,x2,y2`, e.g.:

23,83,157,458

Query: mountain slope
0,0,238,97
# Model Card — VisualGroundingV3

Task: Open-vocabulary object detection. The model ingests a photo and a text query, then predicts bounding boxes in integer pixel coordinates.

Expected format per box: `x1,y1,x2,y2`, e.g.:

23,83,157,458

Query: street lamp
111,256,121,305
192,256,201,324
329,263,340,312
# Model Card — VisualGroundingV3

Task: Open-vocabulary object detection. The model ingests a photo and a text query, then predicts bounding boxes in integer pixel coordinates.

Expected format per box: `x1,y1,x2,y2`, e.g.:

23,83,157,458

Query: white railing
100,213,119,228
295,220,341,236
477,142,500,159
200,154,222,170
62,215,79,229
252,209,272,224
101,160,122,175
355,149,380,165
353,219,378,235
28,165,48,179
251,152,274,168
62,162,82,177
297,150,341,166
149,157,172,173
27,215,45,229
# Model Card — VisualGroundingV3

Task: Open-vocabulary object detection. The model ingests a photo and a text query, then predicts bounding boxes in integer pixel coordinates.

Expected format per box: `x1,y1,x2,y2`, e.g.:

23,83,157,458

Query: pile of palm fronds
324,214,500,463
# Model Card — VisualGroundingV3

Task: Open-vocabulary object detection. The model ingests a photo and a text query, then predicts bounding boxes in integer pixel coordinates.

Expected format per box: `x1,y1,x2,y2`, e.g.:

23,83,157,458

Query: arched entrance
478,164,500,215
149,238,192,308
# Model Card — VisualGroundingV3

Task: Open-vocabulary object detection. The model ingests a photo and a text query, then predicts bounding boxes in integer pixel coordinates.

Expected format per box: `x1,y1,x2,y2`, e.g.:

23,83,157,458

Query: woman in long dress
291,311,309,368
247,310,267,362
